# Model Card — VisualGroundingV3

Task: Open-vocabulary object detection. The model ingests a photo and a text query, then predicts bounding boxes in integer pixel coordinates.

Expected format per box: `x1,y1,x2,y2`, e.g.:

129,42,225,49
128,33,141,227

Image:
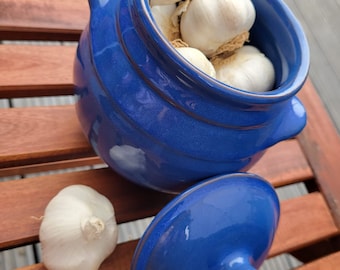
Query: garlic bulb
150,0,180,6
176,46,216,78
180,0,256,57
39,185,118,270
212,45,275,92
151,4,178,41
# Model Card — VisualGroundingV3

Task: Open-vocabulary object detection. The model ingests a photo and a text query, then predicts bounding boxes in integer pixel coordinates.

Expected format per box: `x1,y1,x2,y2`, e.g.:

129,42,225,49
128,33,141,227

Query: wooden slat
0,106,95,168
297,79,340,227
0,168,174,250
0,45,75,98
0,0,88,41
269,192,339,257
17,240,138,270
12,192,340,270
0,106,313,182
249,139,313,187
295,251,340,270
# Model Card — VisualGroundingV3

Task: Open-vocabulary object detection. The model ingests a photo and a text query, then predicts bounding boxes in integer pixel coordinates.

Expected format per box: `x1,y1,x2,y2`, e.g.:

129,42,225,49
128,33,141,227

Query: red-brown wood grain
17,240,139,270
0,0,88,40
269,192,339,257
0,45,76,97
249,139,313,187
297,79,340,227
0,106,95,168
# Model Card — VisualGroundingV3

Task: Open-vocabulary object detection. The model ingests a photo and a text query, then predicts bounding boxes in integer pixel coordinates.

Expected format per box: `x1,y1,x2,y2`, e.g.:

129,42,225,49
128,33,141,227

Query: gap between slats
295,251,340,270
0,156,103,177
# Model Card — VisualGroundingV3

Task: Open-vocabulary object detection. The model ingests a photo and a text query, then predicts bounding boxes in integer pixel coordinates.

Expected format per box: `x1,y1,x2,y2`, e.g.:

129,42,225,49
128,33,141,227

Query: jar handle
266,97,306,148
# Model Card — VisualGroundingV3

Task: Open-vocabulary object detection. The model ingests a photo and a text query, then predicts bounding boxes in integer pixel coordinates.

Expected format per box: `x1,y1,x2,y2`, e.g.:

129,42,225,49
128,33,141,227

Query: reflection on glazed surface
109,145,146,173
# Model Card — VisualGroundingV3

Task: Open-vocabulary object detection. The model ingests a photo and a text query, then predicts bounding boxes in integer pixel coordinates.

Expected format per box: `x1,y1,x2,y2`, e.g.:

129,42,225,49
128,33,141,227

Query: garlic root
81,216,106,241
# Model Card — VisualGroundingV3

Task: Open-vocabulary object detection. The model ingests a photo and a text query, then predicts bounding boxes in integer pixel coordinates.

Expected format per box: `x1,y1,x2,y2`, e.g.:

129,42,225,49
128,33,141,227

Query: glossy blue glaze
74,0,309,193
131,173,280,269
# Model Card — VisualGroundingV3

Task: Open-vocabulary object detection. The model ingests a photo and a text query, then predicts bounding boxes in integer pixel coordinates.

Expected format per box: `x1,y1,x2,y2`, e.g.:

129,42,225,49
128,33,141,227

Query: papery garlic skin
176,47,216,78
151,4,178,41
150,0,180,6
213,45,275,92
39,185,118,270
180,0,256,57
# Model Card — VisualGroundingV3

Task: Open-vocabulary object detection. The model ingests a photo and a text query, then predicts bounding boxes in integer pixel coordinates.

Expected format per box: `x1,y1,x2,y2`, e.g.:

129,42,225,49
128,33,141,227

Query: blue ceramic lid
131,173,280,270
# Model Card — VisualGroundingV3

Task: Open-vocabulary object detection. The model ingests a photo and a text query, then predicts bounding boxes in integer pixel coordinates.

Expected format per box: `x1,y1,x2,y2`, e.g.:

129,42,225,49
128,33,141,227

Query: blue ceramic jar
74,0,309,193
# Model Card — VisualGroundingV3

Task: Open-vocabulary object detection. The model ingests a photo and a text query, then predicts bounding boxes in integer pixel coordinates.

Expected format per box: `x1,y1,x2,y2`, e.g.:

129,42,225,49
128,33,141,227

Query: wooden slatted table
1,1,340,269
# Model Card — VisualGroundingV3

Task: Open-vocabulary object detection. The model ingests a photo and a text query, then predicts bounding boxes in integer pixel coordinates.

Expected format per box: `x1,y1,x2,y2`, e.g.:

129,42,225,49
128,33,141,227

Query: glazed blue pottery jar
74,0,309,193
131,173,280,270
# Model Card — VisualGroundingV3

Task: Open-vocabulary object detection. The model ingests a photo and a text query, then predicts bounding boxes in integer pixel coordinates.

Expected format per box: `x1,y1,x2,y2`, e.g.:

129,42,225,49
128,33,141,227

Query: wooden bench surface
1,1,340,269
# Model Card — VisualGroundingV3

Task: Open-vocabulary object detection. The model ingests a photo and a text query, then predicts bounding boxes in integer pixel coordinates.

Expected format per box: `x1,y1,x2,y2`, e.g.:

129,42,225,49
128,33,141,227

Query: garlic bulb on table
180,0,256,57
212,45,275,92
176,46,216,78
39,185,118,270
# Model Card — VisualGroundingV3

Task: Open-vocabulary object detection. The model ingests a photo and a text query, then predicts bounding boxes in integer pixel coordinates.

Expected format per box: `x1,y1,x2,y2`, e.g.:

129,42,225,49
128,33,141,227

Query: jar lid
131,173,279,270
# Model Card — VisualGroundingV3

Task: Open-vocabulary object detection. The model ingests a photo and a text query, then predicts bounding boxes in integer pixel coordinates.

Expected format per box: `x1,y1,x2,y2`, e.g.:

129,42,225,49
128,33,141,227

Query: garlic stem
81,216,106,241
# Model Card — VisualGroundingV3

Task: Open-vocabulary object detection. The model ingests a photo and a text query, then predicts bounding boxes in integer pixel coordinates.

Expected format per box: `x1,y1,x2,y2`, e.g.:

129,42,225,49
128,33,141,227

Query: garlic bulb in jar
151,3,179,41
212,45,275,92
180,0,256,57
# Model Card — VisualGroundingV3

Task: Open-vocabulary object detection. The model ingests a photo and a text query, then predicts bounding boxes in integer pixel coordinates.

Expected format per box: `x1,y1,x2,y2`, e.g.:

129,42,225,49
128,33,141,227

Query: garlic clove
39,185,118,270
150,0,180,6
151,4,179,41
170,0,190,28
176,46,216,78
212,45,275,92
180,0,256,57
